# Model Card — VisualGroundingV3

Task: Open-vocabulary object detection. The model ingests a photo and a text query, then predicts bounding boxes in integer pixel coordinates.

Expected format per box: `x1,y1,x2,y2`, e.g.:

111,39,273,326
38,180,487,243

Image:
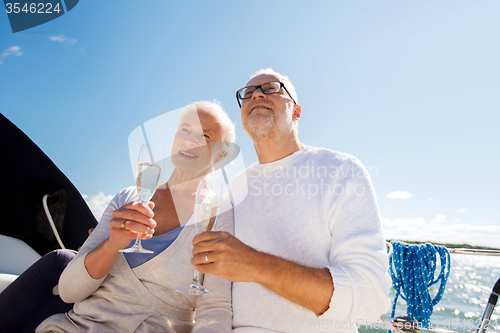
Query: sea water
359,254,500,333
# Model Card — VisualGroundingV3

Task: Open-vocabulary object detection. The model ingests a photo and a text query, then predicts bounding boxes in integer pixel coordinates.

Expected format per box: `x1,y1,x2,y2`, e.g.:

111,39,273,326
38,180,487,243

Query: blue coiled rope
388,241,451,329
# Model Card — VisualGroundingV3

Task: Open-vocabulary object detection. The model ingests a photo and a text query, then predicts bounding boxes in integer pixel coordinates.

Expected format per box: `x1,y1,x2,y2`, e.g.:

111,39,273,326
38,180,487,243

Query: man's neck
253,133,305,164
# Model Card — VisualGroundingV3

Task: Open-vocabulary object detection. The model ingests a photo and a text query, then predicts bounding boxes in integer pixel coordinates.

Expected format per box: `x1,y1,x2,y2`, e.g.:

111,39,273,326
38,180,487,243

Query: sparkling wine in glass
120,144,164,254
176,180,223,295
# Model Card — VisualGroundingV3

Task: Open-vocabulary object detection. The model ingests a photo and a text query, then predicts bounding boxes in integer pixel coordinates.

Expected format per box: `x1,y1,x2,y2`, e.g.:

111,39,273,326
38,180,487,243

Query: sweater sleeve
321,158,391,324
193,207,233,333
58,188,135,303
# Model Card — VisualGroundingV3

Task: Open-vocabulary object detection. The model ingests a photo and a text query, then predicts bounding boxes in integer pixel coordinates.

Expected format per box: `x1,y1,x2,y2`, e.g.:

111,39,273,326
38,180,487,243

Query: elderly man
193,69,391,332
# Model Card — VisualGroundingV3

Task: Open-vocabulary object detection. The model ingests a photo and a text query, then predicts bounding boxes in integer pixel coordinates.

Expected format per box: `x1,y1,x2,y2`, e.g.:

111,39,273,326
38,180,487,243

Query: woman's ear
219,151,227,161
214,150,227,165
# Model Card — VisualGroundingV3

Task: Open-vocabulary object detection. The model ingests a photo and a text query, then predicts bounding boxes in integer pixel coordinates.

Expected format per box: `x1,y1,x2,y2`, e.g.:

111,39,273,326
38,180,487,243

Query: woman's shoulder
110,186,139,207
118,186,138,198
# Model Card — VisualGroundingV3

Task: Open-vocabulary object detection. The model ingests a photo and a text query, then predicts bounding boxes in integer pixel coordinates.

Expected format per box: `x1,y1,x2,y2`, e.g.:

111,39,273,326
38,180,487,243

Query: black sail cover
0,113,97,256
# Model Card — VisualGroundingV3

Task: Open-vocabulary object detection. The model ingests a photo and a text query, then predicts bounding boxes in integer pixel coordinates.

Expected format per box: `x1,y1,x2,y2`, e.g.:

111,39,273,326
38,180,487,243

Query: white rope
42,194,66,249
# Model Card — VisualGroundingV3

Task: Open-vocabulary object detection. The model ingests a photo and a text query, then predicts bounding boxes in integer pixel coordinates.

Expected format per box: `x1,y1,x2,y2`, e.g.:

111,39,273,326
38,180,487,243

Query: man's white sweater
228,146,391,333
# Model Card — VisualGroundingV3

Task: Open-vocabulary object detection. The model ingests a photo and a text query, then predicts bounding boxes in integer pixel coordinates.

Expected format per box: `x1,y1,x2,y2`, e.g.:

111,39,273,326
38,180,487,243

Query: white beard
243,111,292,141
244,113,275,140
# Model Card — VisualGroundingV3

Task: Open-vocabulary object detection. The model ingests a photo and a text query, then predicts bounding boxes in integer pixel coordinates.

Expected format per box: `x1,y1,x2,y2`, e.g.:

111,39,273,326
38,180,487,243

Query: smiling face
171,108,225,177
240,74,296,141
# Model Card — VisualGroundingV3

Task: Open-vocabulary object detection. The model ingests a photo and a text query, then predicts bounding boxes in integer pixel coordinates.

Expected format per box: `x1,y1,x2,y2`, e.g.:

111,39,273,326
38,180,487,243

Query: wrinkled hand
108,201,156,250
191,231,263,282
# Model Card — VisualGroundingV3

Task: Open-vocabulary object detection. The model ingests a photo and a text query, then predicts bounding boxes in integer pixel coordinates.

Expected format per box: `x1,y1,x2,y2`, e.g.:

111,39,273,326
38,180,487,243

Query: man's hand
191,231,263,282
192,231,334,316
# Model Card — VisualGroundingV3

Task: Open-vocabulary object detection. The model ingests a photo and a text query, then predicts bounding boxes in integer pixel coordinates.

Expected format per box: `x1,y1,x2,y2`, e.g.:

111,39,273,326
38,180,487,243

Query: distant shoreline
387,239,500,251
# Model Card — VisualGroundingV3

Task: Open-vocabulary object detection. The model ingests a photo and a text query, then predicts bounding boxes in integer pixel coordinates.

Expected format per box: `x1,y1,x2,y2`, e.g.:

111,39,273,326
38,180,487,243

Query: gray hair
177,100,237,169
250,68,298,104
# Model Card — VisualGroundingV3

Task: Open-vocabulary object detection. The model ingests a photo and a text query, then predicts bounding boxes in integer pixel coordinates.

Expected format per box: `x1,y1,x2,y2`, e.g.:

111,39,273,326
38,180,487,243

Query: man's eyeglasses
236,81,296,108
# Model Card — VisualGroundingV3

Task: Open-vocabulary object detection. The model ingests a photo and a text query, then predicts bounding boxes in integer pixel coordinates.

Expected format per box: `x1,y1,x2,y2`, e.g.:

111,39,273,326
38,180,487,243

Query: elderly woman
35,101,236,332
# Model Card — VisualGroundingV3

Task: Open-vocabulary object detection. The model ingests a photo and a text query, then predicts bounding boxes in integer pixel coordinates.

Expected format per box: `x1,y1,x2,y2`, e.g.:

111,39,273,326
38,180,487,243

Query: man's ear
293,104,302,120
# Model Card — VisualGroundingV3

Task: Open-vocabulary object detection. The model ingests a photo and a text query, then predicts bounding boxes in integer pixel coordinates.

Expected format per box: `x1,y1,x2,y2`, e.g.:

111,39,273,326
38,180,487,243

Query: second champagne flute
176,180,223,295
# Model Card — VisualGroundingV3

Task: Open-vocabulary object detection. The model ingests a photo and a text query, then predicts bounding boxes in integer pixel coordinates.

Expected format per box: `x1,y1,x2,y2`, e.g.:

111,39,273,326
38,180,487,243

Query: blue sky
1,0,499,247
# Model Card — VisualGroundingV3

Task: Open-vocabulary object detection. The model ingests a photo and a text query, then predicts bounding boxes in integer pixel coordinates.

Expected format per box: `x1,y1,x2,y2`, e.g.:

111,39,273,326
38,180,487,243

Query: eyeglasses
236,81,296,108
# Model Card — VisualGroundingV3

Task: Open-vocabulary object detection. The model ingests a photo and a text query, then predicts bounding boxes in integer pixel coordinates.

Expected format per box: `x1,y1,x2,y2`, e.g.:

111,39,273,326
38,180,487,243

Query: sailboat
0,113,96,290
0,112,497,333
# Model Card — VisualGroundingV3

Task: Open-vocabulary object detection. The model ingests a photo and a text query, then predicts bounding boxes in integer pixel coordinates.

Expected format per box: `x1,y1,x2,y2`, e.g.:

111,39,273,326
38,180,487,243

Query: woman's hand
108,201,157,251
83,201,157,280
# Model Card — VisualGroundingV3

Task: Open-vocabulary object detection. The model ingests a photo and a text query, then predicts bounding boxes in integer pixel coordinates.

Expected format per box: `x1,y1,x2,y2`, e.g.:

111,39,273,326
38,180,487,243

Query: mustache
248,101,274,112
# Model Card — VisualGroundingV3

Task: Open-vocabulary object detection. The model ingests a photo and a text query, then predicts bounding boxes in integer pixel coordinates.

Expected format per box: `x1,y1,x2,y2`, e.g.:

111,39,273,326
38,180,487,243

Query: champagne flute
176,180,223,295
120,144,164,254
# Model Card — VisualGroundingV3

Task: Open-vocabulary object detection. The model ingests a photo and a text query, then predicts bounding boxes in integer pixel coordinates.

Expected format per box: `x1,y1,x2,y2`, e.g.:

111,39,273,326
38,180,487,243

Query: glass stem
133,234,142,247
134,199,147,246
192,270,201,284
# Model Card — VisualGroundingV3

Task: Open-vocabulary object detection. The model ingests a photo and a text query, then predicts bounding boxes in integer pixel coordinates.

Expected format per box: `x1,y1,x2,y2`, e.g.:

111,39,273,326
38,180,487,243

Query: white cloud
454,218,461,222
2,46,22,57
48,35,77,45
458,209,467,213
382,216,500,248
387,191,412,200
48,35,65,42
0,45,22,65
82,192,113,220
435,214,446,222
428,198,434,201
